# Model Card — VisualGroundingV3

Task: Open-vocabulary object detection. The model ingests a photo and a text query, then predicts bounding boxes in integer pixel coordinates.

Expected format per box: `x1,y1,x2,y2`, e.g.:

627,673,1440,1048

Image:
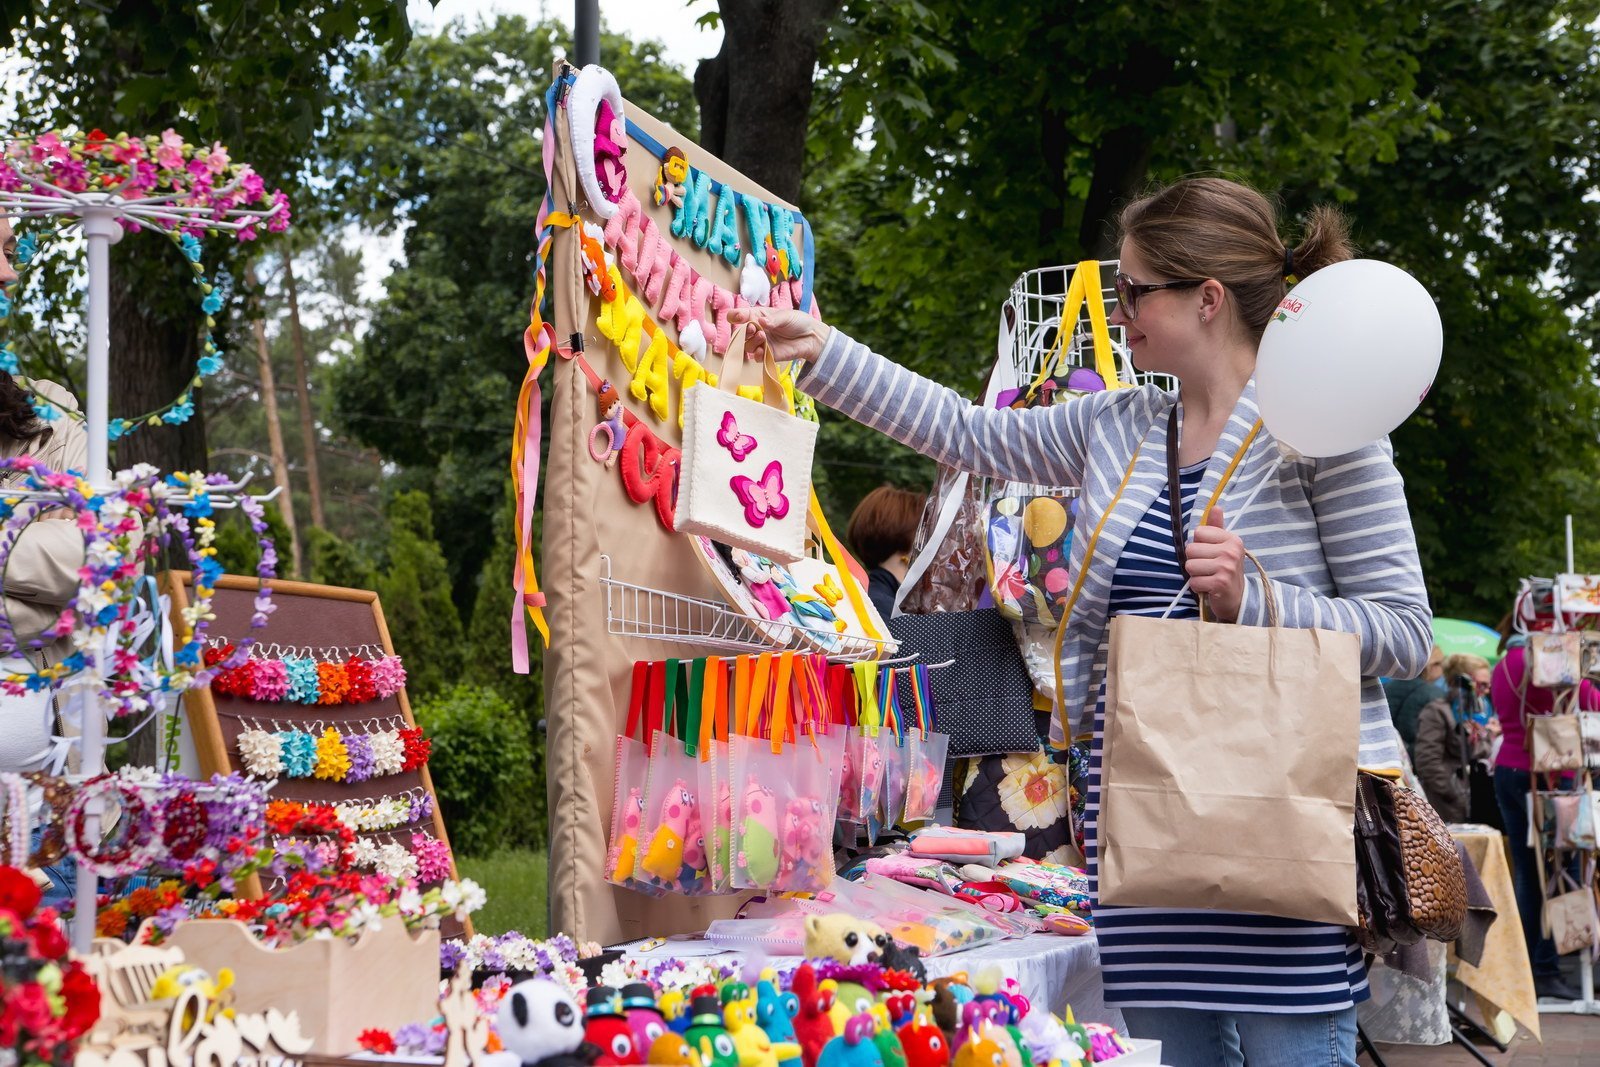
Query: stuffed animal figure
498,979,601,1067
883,996,916,1031
777,797,829,888
590,382,626,469
610,787,646,882
579,224,618,303
622,983,669,1056
151,965,236,1023
649,1033,705,1067
1015,1009,1082,1067
739,778,781,886
587,987,643,1066
1081,1024,1131,1063
684,995,740,1067
951,1025,1008,1067
653,147,689,209
876,941,926,983
804,914,888,967
865,1006,908,1067
1057,1009,1090,1066
789,963,838,1067
642,781,697,882
659,989,692,1035
593,99,627,202
816,1016,885,1067
895,1013,949,1067
726,988,801,1067
683,802,710,886
755,974,802,1067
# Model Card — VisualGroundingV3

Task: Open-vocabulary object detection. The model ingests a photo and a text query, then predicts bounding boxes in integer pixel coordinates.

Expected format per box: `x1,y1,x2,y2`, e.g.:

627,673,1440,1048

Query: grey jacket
799,329,1433,768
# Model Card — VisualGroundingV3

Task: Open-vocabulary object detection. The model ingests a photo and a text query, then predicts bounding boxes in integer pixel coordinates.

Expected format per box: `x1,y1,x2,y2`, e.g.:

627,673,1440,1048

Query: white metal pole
72,205,119,954
1567,514,1576,575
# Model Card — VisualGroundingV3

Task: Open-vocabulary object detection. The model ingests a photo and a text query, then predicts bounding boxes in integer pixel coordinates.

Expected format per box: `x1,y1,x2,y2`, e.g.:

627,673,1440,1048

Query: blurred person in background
846,485,924,619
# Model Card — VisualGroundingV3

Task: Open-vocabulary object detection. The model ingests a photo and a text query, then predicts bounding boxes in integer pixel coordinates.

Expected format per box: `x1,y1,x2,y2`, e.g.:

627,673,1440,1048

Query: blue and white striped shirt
1086,462,1368,1012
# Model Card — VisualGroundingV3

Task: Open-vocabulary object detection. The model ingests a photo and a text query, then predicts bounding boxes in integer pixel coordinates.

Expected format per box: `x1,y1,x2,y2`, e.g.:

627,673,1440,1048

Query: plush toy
739,254,772,307
589,382,627,469
816,1016,885,1067
865,1006,908,1067
151,964,236,1023
739,778,781,886
684,995,740,1067
579,223,617,303
659,989,692,1035
951,1024,1008,1067
498,979,601,1067
877,941,926,983
593,99,628,202
927,982,961,1040
683,802,710,887
895,1013,949,1067
755,973,802,1067
1015,1009,1082,1067
1057,1009,1090,1066
789,963,838,1067
883,995,916,1031
621,983,669,1055
587,987,644,1066
1082,1024,1132,1063
649,1033,705,1067
778,797,830,888
641,781,697,882
804,914,888,967
653,147,689,209
725,987,801,1067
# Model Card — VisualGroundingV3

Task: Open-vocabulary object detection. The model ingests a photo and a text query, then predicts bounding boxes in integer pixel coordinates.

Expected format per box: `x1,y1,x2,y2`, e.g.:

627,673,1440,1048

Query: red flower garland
344,657,378,704
359,1029,398,1054
161,791,208,861
399,726,431,771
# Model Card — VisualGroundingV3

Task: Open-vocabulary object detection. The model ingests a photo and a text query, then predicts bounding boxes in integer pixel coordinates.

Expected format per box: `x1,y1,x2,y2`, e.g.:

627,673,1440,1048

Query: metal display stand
0,175,280,953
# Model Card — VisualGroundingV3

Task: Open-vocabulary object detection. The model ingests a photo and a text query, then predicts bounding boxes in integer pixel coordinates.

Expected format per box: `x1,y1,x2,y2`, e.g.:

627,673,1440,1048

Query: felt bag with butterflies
677,325,817,563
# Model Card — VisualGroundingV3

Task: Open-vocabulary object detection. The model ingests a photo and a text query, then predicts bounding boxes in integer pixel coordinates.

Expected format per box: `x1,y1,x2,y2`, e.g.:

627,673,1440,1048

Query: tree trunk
107,239,206,474
247,264,301,577
1078,126,1155,259
695,0,844,204
282,255,325,530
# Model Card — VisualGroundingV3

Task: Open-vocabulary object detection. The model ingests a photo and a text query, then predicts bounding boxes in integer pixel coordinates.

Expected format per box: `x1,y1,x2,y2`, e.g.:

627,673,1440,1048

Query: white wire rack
599,555,892,661
1005,260,1178,394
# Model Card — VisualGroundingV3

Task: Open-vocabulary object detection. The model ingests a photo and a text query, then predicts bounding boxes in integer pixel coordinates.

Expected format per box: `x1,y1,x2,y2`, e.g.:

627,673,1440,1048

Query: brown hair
847,486,924,568
1117,177,1355,339
1442,653,1490,680
0,376,44,447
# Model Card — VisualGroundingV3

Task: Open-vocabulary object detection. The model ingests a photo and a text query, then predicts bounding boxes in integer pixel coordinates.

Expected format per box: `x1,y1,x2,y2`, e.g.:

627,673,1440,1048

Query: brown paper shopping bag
1097,559,1363,926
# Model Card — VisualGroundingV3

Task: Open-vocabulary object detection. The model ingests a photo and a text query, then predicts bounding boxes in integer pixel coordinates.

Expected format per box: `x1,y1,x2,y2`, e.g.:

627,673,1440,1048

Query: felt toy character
733,550,796,625
588,988,644,1066
865,1006,907,1067
654,147,689,209
1014,1009,1082,1067
883,996,916,1031
659,989,692,1035
649,1033,705,1067
622,983,669,1055
679,319,709,362
593,99,628,202
755,973,802,1067
579,223,618,303
789,963,838,1067
682,801,710,885
877,941,925,983
816,1016,884,1067
684,995,740,1067
498,979,601,1067
740,254,772,307
642,780,697,882
951,1025,1010,1067
895,1013,949,1067
826,979,878,1036
778,796,828,888
591,382,627,470
1082,1025,1131,1063
762,236,789,287
925,979,967,1041
738,777,781,886
804,914,889,967
726,988,801,1067
151,964,236,1023
1056,1010,1090,1067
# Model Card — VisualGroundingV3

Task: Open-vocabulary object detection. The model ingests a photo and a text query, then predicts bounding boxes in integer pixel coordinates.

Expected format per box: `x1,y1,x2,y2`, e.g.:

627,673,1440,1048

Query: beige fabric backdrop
543,97,807,944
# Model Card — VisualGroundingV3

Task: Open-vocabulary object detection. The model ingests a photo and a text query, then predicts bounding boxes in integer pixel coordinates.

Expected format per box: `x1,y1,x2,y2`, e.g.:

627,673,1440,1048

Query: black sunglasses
1114,271,1206,321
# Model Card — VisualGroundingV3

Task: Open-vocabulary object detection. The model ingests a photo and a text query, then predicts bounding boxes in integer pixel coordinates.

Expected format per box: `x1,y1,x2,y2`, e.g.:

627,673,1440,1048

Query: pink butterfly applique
730,461,788,527
716,410,758,462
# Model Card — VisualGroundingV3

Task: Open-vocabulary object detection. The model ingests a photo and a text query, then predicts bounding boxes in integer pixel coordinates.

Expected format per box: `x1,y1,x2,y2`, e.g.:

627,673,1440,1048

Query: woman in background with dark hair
846,485,924,618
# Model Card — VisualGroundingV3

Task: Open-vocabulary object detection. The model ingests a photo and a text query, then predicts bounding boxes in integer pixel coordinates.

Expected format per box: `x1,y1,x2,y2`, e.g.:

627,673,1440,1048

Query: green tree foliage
327,16,697,611
375,491,463,698
304,526,376,591
412,684,540,855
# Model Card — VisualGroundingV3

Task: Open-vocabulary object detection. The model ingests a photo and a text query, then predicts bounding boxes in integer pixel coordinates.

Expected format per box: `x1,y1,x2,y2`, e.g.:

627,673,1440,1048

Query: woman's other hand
1187,505,1247,623
726,307,829,364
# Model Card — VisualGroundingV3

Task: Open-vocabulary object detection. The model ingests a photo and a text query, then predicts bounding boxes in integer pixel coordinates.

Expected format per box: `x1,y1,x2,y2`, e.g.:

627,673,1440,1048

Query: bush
414,684,538,857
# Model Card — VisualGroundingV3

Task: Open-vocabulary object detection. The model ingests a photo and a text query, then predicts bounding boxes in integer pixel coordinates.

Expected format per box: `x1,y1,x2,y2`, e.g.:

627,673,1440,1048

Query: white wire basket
1005,260,1178,394
599,556,890,661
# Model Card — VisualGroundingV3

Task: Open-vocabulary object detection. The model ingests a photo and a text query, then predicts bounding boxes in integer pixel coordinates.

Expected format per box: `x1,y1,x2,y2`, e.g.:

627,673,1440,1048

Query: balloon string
1160,455,1282,621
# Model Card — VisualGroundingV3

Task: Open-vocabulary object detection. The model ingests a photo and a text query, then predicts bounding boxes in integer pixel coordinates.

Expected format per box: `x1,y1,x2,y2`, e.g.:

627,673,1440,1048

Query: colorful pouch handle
853,661,882,737
625,661,650,743
645,660,667,754
700,656,724,761
684,659,705,758
771,652,796,754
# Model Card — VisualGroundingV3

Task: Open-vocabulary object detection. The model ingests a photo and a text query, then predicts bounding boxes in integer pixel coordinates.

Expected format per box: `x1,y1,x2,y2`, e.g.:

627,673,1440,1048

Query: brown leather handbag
1354,770,1468,953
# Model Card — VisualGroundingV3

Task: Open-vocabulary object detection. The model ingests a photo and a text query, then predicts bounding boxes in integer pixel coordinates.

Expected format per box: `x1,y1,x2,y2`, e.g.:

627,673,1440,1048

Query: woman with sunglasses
729,176,1431,1067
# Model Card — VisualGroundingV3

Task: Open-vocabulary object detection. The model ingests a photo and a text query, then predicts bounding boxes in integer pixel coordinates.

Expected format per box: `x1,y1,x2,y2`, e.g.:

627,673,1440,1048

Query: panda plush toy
497,979,603,1067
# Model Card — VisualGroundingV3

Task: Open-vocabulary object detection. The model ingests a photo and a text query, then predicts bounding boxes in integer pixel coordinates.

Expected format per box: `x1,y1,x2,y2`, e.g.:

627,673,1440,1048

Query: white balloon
1255,259,1442,458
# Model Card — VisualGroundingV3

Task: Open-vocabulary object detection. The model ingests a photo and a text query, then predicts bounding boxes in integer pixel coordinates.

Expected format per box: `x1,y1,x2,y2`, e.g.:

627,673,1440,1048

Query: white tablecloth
615,932,1120,1029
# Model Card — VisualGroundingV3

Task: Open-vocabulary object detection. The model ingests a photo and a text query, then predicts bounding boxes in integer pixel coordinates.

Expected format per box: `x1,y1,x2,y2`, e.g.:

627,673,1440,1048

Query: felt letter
597,277,649,374
683,273,716,338
660,251,695,325
635,216,674,306
710,286,745,354
671,167,712,247
740,193,772,257
675,352,711,429
606,190,647,275
631,328,673,422
707,187,742,266
620,422,680,529
769,205,802,281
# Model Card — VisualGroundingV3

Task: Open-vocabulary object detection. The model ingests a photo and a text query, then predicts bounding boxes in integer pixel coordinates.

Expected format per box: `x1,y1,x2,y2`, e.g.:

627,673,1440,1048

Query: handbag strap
1165,404,1187,578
